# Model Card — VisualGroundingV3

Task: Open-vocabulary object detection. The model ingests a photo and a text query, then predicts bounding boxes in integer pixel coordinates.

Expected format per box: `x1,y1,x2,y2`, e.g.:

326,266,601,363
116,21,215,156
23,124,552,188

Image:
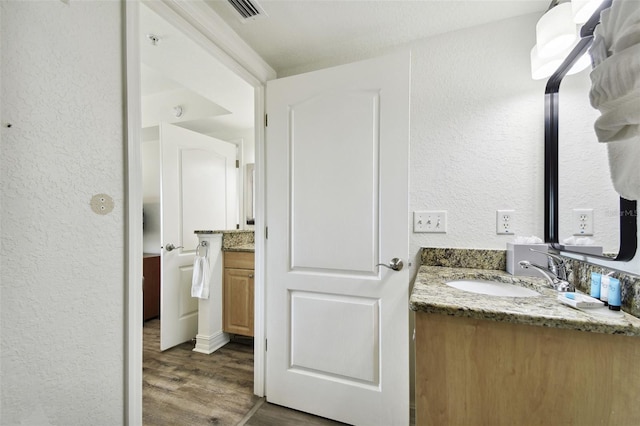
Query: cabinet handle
249,274,254,278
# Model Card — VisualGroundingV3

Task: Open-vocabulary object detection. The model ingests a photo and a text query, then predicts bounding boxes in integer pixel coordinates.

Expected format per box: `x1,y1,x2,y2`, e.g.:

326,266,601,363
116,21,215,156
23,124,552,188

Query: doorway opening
137,2,257,421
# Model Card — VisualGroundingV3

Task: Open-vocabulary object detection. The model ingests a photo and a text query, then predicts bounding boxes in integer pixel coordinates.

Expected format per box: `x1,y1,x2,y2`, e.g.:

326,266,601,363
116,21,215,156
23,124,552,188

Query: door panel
290,292,380,384
180,149,227,249
290,91,379,274
266,51,410,425
160,122,237,351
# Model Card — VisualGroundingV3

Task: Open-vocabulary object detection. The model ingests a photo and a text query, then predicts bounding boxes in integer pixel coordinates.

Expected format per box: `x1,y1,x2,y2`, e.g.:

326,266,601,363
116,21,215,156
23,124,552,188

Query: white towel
589,0,640,200
589,44,640,142
191,254,210,299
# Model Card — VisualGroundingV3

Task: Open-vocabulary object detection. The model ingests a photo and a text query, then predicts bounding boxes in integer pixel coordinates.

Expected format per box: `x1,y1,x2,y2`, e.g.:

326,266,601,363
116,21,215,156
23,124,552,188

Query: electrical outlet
413,211,447,233
496,210,515,235
572,208,594,236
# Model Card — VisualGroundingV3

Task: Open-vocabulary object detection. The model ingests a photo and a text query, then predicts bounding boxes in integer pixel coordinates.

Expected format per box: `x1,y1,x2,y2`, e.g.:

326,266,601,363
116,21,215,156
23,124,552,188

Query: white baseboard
193,331,230,354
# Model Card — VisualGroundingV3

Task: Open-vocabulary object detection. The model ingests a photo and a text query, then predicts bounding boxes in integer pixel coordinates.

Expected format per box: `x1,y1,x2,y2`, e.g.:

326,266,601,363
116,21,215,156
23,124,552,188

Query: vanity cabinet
223,251,254,337
415,312,640,425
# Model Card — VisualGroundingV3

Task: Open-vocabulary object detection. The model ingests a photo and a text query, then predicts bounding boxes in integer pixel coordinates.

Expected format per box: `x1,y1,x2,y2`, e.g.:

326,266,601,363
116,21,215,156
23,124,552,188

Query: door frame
124,1,275,423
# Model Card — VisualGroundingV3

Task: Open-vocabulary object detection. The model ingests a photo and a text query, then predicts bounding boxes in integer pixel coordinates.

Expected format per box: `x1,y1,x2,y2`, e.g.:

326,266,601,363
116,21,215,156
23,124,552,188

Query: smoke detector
227,0,268,22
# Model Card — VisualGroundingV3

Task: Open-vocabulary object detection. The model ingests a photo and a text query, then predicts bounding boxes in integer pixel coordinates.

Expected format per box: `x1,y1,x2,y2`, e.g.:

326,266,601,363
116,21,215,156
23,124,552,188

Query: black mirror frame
544,0,637,261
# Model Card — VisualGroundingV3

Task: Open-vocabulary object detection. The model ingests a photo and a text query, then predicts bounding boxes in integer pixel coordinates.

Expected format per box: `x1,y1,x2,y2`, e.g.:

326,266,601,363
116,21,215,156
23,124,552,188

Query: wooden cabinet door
223,268,254,336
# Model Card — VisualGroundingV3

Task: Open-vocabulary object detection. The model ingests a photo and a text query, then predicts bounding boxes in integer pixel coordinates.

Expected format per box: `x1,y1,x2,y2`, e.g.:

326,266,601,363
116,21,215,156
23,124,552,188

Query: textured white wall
408,13,620,267
1,1,125,424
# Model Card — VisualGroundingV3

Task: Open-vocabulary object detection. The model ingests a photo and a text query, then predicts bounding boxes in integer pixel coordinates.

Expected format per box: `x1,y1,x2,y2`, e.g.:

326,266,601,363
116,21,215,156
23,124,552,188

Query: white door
160,122,237,351
265,51,411,425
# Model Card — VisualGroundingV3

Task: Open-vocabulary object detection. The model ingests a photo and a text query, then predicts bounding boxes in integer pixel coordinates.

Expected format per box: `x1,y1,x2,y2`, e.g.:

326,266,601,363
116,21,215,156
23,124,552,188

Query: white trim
146,0,276,84
126,0,271,418
193,331,231,355
252,85,267,397
124,1,143,425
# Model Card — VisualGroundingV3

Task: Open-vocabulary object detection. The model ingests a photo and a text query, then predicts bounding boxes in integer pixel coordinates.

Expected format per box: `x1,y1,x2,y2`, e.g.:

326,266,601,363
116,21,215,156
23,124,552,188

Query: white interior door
160,122,237,351
265,51,411,425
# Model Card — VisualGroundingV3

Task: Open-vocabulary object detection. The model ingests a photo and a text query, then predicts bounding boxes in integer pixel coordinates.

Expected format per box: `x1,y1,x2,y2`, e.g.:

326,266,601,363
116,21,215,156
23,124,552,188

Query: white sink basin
446,279,540,298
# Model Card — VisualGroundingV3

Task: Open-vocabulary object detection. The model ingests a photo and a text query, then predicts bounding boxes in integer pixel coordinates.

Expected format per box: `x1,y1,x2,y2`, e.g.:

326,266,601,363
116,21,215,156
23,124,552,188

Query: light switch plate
413,211,447,233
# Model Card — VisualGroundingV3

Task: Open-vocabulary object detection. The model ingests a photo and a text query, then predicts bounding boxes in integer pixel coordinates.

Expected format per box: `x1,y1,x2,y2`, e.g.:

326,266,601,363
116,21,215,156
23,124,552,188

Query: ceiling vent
227,0,268,22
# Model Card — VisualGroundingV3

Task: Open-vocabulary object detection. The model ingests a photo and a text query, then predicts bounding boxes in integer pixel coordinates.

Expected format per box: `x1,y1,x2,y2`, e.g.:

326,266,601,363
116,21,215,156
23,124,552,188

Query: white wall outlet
496,210,515,235
413,210,447,233
572,208,594,236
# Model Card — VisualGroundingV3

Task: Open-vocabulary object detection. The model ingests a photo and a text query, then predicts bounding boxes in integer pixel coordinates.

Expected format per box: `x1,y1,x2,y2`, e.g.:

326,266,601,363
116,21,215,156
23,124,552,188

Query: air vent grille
227,0,267,21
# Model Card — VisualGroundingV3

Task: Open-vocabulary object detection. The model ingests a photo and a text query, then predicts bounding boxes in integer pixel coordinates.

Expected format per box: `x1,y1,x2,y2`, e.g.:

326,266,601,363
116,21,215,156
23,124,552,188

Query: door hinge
236,159,240,168
265,339,267,351
265,114,268,127
236,223,240,230
265,226,268,239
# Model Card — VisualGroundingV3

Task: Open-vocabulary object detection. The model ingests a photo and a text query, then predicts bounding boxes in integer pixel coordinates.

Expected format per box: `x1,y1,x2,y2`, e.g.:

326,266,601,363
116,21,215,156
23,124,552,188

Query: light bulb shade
536,3,577,58
531,45,563,80
530,38,592,80
572,0,602,24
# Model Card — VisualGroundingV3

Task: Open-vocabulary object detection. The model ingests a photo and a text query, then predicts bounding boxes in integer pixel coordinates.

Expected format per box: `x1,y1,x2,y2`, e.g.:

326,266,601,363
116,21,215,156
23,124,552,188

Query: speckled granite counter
194,229,254,252
410,265,640,337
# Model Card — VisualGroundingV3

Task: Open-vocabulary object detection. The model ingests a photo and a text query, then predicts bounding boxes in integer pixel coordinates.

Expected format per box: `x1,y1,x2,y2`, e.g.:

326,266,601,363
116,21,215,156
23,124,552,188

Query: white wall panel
0,1,125,424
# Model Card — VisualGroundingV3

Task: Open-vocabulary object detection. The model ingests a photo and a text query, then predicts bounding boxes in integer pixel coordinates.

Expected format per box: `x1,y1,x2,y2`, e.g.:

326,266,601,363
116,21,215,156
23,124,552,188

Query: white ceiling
204,0,550,76
139,3,254,140
139,1,550,139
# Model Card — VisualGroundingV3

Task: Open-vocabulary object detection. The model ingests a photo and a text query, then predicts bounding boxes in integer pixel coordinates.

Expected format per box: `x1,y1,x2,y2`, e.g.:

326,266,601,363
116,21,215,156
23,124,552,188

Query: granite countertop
194,229,255,253
410,265,640,337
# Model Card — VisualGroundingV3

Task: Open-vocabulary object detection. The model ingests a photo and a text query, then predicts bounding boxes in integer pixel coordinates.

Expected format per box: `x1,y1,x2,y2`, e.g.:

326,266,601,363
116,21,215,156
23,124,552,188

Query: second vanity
411,248,640,425
220,230,255,338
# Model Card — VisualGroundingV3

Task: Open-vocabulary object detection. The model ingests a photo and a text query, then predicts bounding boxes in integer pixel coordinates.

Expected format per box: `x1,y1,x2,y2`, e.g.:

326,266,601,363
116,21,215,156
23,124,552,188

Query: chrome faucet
519,260,574,292
529,248,569,281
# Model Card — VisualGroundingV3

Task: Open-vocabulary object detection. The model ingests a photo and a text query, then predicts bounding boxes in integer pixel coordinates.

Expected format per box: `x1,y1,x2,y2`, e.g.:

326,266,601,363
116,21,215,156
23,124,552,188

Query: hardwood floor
143,320,345,425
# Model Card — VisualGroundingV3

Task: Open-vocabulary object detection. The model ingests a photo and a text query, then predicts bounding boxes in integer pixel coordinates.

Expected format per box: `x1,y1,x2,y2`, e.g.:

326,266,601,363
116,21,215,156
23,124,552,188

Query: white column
193,232,230,354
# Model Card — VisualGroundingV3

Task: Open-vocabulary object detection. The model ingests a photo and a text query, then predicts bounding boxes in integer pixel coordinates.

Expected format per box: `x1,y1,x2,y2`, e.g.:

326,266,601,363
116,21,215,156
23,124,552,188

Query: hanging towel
191,253,210,299
589,0,640,200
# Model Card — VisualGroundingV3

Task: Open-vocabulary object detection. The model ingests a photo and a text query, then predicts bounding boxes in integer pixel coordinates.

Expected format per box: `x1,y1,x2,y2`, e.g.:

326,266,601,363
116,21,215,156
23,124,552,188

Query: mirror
558,71,620,254
544,0,638,272
245,163,255,225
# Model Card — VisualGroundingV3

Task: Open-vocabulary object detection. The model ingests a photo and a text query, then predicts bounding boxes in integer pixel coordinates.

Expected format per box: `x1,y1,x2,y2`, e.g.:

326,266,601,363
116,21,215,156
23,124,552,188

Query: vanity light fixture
530,40,591,80
572,0,603,23
531,46,564,80
536,2,577,58
530,0,601,80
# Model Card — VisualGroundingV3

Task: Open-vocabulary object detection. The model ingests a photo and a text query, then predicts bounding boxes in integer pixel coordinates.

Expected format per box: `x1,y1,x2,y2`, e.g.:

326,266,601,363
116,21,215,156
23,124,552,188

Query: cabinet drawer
224,251,254,269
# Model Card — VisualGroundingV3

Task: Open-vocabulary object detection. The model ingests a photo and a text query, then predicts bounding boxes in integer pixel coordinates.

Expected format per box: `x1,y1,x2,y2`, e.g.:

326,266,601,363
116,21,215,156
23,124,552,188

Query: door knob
377,258,404,271
164,243,183,252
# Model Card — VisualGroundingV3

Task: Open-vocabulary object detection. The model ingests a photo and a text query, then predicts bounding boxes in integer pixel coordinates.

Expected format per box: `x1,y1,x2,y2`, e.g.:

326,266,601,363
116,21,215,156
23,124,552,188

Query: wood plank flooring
143,320,345,425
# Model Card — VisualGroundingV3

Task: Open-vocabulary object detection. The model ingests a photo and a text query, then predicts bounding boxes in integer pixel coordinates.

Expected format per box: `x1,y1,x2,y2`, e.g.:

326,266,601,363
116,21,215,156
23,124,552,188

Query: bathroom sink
446,279,540,297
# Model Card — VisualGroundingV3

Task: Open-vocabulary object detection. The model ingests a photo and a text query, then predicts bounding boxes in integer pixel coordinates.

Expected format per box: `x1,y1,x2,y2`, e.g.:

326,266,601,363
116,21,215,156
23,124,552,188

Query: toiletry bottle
608,277,621,311
600,275,610,306
590,272,601,299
